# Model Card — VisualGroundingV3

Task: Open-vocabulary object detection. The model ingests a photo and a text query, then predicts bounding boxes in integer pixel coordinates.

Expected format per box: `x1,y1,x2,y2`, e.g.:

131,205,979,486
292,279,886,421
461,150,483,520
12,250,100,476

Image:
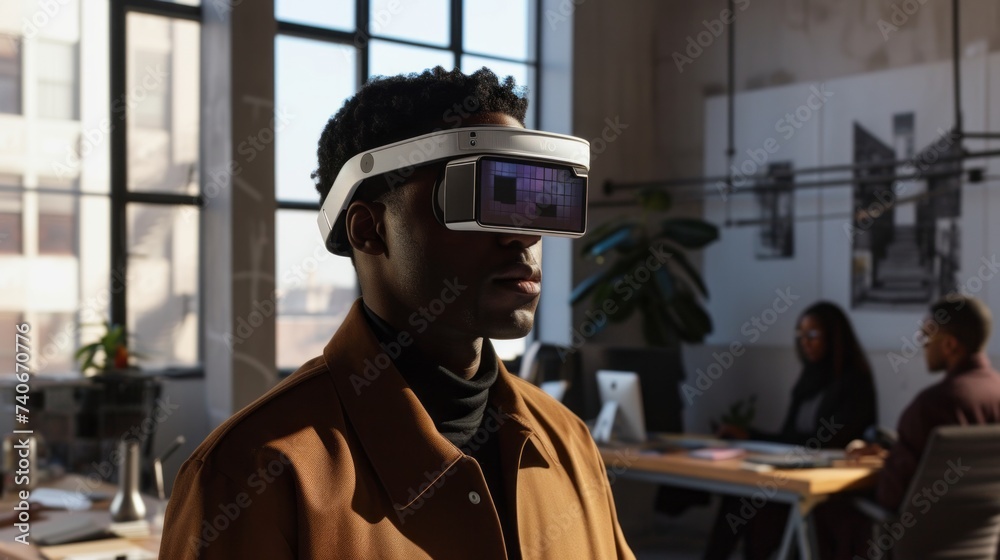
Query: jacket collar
488,358,561,469
323,299,558,510
946,352,993,378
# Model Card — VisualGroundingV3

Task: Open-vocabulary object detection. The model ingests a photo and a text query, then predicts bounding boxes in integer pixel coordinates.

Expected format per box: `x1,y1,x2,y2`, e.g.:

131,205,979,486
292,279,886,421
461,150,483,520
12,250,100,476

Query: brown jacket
877,354,1000,510
159,301,635,559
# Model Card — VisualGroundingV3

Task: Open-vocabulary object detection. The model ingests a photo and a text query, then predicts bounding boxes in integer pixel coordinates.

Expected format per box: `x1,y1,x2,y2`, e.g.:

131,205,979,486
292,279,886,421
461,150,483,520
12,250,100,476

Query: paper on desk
63,550,156,560
690,447,747,460
38,538,155,560
108,520,150,539
33,516,110,546
29,488,91,511
729,440,800,455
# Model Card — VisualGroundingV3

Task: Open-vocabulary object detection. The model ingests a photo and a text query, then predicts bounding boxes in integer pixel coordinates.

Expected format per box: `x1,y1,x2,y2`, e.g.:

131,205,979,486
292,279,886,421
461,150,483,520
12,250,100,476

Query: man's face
374,112,543,340
922,317,946,372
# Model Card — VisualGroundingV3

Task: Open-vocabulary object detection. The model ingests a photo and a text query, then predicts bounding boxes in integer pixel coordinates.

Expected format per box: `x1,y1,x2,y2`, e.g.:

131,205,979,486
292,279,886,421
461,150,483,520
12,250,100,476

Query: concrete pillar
202,0,277,425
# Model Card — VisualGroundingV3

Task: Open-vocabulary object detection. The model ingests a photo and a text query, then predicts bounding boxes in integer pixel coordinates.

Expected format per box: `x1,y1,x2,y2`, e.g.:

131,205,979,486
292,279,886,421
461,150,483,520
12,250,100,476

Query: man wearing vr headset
160,67,634,560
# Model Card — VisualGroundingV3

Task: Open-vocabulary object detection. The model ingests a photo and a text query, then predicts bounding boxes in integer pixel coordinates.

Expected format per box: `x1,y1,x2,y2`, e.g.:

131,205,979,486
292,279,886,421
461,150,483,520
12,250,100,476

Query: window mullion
450,0,461,67
357,0,369,86
109,0,128,329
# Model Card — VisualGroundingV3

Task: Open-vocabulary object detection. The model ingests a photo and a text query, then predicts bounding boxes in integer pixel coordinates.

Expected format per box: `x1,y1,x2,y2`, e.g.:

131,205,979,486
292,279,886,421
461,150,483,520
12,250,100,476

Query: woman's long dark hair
796,301,873,380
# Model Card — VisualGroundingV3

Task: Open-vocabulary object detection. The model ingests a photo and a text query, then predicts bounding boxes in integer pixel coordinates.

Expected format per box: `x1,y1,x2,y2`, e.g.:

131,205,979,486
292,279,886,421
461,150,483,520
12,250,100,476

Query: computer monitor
592,370,646,443
539,380,570,402
576,345,685,433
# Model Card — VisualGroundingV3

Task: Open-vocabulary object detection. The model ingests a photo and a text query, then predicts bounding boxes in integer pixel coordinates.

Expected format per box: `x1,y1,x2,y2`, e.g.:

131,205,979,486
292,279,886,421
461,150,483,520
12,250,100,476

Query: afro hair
311,66,529,205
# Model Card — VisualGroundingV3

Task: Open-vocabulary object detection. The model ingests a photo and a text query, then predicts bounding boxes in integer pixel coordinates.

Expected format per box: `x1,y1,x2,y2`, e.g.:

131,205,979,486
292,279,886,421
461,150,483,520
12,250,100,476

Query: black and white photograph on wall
850,111,963,310
755,161,795,259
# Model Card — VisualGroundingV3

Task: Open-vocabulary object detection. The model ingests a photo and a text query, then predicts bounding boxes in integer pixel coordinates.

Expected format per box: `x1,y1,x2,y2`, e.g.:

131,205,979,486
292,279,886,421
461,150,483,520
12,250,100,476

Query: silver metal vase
110,439,146,522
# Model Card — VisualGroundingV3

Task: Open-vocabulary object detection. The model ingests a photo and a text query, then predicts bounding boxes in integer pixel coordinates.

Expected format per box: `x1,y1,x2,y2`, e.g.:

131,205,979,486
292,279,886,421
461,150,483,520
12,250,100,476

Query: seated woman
705,301,878,560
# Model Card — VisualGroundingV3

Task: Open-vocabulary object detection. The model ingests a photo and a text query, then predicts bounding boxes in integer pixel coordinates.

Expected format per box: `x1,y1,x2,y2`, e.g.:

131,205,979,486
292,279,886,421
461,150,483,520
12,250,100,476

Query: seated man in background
159,67,634,559
852,294,1000,511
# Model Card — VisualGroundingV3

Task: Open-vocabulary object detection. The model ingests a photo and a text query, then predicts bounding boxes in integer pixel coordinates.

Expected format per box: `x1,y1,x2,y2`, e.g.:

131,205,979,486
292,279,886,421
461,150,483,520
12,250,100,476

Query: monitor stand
590,401,620,444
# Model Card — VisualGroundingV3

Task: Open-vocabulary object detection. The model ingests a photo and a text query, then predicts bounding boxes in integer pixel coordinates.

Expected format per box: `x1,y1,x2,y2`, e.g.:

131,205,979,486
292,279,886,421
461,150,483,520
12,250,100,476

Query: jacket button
468,491,481,505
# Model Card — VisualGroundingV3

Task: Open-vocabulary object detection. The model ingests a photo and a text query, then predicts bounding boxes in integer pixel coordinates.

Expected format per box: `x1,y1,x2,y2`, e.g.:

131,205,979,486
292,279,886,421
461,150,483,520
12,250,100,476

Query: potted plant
711,395,757,434
73,323,159,470
74,322,141,376
571,190,719,346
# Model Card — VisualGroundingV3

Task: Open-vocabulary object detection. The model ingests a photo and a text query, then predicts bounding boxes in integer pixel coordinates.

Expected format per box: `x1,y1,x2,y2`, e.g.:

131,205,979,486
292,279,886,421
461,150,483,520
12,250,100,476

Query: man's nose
496,231,541,250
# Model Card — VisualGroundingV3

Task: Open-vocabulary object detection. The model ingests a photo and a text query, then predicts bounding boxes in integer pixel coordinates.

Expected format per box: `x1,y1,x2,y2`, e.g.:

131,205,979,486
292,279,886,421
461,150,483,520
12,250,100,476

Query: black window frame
108,0,203,376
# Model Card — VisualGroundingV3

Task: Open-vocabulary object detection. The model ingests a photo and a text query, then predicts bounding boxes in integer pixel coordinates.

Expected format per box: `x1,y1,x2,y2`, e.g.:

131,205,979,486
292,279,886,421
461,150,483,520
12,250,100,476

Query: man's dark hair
311,66,528,205
931,295,993,353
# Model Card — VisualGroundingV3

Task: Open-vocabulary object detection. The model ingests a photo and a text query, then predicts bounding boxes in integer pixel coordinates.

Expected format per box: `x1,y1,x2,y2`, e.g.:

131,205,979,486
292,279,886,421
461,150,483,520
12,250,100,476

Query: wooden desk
0,475,162,559
600,445,880,560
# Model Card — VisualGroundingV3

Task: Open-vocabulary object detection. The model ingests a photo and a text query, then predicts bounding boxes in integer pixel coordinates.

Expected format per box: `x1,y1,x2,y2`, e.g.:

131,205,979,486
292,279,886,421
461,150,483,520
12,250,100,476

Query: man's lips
492,264,542,295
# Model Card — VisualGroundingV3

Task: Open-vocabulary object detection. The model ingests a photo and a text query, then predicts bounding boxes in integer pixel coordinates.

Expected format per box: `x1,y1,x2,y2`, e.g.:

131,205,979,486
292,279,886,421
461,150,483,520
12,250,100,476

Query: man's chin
485,309,536,340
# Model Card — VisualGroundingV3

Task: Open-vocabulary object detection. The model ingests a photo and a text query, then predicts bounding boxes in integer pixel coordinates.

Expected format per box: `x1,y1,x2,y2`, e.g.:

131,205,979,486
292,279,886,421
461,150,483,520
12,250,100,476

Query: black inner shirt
361,302,520,558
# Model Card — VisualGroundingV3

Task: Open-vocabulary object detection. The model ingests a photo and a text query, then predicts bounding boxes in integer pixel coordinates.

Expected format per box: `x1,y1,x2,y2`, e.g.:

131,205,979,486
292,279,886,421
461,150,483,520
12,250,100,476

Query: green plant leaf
666,292,713,343
74,343,100,373
586,251,647,325
639,301,675,347
638,189,672,212
582,226,635,258
605,282,643,324
570,269,613,305
653,267,676,301
658,218,719,249
73,342,99,360
661,248,709,298
572,200,720,349
579,218,635,256
102,325,122,354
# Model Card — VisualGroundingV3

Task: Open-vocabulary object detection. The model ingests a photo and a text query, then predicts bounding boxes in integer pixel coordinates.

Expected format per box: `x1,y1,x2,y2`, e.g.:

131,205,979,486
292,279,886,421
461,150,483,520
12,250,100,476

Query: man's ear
345,200,388,256
941,332,965,357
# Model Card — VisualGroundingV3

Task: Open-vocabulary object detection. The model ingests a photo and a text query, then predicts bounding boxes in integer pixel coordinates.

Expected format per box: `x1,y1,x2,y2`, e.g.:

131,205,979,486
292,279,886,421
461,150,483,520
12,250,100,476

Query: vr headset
317,126,591,256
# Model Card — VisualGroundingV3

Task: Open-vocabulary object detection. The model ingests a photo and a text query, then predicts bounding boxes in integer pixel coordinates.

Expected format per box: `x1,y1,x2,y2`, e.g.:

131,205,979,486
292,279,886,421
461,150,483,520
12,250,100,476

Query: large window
1,0,201,376
0,1,101,376
275,0,540,367
121,9,201,370
10,0,540,377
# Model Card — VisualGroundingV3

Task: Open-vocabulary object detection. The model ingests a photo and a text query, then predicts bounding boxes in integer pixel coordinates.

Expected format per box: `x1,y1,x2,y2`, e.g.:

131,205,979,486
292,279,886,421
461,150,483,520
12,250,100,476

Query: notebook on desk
33,516,116,547
594,433,727,454
730,440,846,468
742,454,833,468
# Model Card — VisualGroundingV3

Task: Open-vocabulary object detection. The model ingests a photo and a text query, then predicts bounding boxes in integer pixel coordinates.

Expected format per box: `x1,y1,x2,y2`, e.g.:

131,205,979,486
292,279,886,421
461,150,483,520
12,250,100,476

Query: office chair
854,424,1000,560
